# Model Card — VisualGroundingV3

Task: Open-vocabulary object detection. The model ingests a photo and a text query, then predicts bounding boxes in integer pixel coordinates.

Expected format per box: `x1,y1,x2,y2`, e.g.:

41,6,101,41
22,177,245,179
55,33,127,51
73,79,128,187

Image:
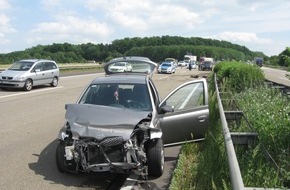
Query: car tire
146,138,164,177
56,141,66,173
51,77,58,87
23,79,32,91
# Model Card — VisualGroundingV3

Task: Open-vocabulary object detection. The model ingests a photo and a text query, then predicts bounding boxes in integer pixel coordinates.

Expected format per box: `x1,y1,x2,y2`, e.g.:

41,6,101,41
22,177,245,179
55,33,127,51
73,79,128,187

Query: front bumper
0,80,25,88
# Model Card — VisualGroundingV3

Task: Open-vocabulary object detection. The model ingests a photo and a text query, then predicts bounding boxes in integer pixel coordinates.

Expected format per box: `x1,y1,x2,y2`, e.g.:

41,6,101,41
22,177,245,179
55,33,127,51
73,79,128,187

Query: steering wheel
125,99,145,109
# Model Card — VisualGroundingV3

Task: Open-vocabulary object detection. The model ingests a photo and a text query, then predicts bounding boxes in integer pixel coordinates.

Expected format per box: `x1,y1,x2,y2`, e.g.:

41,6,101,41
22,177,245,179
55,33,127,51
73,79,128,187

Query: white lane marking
0,86,64,99
60,72,104,79
120,172,139,190
179,83,199,109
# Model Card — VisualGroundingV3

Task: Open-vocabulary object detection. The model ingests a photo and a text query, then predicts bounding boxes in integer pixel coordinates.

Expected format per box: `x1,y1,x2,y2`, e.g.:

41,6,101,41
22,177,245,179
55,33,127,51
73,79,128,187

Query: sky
0,0,290,56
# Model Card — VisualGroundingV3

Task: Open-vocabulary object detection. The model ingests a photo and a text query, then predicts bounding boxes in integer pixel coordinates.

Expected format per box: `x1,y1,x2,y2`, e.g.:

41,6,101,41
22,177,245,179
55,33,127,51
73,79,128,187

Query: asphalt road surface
0,67,209,190
261,67,290,87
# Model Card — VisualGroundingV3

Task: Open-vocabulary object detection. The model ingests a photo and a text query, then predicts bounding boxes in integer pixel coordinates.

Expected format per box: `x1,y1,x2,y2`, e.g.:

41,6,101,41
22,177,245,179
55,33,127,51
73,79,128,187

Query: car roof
90,74,148,85
18,59,55,63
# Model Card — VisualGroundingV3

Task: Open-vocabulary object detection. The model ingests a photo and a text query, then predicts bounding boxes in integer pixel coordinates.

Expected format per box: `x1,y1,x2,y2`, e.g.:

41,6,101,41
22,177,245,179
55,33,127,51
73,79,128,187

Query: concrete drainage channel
215,74,289,190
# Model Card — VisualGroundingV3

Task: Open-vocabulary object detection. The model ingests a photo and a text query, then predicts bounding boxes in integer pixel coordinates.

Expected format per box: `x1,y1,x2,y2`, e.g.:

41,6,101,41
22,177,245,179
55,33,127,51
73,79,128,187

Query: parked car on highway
0,59,59,91
56,56,209,179
158,61,176,74
178,61,187,67
200,61,213,71
108,62,133,72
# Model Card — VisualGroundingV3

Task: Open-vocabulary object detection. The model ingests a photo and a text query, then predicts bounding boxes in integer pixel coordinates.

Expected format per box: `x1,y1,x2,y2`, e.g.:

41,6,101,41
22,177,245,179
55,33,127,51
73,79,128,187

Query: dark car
56,56,209,179
200,61,213,71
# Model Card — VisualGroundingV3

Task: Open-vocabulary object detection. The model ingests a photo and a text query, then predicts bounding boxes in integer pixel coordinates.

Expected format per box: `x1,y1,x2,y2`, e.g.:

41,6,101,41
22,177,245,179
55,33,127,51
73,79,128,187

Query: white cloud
28,13,111,45
215,31,271,44
0,0,10,10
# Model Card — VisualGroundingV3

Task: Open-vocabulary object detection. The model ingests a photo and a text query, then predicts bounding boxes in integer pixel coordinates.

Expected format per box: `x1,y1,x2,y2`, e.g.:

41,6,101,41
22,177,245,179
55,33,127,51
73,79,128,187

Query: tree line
0,36,287,67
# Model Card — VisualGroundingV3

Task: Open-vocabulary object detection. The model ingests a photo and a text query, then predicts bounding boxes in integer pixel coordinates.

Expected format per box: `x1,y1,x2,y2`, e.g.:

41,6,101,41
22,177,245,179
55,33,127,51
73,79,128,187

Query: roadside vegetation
0,36,265,64
170,61,290,189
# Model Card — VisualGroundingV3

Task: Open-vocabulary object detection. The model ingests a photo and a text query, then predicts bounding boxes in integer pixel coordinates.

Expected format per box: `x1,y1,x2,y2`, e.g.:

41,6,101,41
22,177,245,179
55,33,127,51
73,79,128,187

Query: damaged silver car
56,56,209,179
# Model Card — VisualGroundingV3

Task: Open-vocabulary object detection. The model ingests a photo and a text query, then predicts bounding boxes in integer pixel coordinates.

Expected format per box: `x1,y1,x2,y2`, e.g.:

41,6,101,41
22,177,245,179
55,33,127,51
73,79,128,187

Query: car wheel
23,79,32,91
56,141,66,173
51,77,58,87
146,138,164,177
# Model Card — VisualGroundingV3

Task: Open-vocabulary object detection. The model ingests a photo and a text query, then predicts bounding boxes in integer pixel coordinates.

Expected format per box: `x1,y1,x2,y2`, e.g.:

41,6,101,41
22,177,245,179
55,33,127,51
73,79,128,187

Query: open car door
159,78,209,146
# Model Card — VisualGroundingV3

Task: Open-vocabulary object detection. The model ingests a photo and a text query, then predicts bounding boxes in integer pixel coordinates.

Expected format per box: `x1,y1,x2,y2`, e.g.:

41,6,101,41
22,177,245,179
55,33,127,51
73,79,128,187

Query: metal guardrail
215,74,244,190
214,74,289,190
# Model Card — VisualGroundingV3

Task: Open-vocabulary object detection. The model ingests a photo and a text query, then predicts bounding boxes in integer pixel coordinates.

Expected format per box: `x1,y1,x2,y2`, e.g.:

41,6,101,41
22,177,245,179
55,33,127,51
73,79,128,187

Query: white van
0,59,59,91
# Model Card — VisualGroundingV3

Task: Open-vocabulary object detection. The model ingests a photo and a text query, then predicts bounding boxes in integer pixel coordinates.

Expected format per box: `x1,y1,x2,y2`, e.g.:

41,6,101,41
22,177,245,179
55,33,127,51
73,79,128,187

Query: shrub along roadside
169,61,289,189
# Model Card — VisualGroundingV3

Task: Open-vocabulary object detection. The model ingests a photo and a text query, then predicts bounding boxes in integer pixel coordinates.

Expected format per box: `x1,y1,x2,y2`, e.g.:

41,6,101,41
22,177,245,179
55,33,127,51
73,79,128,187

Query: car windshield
162,62,172,67
204,61,212,65
79,83,152,111
8,61,34,71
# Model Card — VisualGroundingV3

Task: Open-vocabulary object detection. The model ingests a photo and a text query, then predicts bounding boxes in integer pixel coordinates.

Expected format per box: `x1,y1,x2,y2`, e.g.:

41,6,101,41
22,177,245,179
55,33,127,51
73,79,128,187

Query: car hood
65,104,150,141
0,69,27,78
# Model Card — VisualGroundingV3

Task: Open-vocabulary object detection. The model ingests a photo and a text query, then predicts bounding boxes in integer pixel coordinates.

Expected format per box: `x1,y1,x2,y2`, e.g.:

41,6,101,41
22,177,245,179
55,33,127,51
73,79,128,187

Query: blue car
158,62,176,74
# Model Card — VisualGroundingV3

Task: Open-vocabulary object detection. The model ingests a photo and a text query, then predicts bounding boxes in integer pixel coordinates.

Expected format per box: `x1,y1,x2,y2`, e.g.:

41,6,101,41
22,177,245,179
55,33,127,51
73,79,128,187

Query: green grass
169,62,289,189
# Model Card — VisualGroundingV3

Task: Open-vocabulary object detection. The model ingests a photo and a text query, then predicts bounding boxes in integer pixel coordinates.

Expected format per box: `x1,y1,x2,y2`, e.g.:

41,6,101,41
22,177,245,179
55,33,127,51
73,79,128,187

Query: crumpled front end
58,121,152,174
57,104,158,175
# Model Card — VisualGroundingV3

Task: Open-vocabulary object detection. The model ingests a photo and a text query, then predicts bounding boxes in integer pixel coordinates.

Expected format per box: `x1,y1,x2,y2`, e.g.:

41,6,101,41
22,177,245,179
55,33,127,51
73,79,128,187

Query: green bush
214,61,265,93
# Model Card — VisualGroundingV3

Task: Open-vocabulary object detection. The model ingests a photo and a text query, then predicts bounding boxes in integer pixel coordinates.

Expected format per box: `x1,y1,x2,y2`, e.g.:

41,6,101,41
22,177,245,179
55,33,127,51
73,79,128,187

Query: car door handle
198,115,207,122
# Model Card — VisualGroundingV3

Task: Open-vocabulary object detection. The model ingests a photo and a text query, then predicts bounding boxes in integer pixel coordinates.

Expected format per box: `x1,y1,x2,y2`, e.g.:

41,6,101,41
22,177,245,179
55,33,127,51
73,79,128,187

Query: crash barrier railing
214,74,289,190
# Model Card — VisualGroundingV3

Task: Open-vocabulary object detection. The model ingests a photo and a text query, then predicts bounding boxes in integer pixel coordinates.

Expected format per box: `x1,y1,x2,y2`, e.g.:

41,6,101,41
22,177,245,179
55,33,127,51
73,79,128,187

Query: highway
0,66,288,190
261,67,290,86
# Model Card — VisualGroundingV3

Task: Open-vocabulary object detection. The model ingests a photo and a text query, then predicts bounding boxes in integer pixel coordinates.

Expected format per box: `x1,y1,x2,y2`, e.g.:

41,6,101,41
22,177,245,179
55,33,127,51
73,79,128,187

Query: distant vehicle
165,58,178,67
108,62,133,72
184,55,197,65
200,61,213,71
178,61,187,67
254,57,263,67
158,61,176,74
187,61,197,69
0,59,59,91
199,57,214,71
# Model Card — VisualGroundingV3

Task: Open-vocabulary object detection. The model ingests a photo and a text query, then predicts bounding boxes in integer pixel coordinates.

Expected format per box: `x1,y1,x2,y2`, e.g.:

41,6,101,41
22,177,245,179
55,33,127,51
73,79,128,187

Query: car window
44,62,57,70
79,83,152,111
162,82,205,110
33,62,44,71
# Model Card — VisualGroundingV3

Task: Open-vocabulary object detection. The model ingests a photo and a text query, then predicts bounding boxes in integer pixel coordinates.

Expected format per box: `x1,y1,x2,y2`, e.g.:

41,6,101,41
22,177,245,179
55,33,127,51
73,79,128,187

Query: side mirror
159,105,174,114
65,104,68,110
35,69,41,72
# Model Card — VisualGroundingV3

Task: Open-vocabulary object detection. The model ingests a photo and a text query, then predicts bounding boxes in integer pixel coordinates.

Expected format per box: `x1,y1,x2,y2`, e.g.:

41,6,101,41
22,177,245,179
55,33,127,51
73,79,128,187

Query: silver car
0,59,59,91
56,56,209,179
